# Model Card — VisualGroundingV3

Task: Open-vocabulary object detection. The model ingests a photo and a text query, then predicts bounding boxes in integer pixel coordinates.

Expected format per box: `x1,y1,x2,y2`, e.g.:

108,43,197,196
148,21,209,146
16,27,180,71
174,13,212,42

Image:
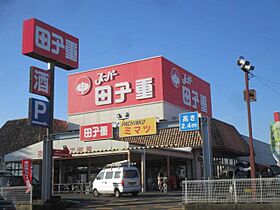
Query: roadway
62,191,183,210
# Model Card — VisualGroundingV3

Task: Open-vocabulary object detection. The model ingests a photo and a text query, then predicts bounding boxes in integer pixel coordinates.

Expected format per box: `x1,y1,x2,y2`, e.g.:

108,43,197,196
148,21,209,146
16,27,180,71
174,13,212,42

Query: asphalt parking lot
62,191,183,210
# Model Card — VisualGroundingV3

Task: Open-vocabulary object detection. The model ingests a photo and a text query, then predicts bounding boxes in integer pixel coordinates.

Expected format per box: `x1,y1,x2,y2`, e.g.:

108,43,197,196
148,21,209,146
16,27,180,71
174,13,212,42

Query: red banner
53,146,72,157
21,159,32,193
22,18,79,70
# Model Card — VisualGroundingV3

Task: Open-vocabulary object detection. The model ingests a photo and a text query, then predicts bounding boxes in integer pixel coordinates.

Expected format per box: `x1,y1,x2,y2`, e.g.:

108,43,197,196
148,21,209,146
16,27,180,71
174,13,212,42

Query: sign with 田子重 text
68,57,212,117
22,18,79,70
80,122,113,141
119,117,157,137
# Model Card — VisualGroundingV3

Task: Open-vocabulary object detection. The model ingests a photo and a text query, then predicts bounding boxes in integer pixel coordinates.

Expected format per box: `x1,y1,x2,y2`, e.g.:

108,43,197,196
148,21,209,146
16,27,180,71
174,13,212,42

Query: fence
53,182,91,195
183,178,280,204
0,186,32,205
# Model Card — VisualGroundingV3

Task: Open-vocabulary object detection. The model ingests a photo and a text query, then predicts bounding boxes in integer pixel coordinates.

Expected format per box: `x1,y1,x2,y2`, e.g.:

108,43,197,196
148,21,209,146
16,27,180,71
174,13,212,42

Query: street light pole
237,56,256,179
244,71,256,179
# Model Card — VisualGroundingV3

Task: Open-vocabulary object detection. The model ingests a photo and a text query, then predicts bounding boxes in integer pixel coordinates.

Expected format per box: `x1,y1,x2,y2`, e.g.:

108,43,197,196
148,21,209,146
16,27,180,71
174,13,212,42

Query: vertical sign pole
42,62,55,201
201,116,213,180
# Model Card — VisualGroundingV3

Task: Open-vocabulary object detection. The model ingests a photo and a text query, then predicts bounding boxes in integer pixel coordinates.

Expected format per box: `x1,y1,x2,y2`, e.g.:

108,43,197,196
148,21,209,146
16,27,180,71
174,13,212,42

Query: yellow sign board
119,117,157,137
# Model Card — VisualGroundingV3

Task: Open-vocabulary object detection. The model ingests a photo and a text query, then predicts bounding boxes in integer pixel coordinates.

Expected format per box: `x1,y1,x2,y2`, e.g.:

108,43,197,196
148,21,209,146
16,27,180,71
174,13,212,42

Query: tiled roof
119,127,202,148
0,118,249,158
0,118,68,156
119,118,249,157
211,118,249,157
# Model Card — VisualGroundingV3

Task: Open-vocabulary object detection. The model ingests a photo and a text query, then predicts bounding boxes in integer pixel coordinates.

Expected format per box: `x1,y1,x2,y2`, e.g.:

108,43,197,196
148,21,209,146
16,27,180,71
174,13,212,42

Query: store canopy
1,118,249,159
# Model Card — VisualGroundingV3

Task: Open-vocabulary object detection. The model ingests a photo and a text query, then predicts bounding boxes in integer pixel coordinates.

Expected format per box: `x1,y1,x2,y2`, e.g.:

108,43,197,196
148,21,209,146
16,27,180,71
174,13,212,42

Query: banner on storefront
80,122,113,141
119,117,157,137
21,159,32,193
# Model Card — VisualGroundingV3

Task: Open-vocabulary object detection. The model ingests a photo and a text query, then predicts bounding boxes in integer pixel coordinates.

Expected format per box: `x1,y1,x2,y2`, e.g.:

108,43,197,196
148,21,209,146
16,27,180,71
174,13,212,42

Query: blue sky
1,0,280,143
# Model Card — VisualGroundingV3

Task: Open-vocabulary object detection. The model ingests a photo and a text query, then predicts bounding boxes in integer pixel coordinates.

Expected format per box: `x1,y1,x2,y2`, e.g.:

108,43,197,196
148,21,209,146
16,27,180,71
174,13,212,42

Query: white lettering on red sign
95,85,112,105
95,70,118,85
200,95,208,113
84,125,109,138
80,123,113,141
65,39,78,62
34,69,49,94
35,25,78,62
136,78,153,99
115,82,132,103
182,73,192,85
182,86,208,113
91,69,154,106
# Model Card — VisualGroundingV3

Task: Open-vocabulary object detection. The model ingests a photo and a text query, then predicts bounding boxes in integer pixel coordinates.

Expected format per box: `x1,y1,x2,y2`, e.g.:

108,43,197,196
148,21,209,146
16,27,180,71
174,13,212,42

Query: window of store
5,162,22,176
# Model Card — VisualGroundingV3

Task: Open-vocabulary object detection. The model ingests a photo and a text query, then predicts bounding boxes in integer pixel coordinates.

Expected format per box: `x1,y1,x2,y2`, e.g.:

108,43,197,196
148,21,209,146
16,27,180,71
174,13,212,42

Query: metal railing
183,178,280,204
53,182,92,194
0,186,32,205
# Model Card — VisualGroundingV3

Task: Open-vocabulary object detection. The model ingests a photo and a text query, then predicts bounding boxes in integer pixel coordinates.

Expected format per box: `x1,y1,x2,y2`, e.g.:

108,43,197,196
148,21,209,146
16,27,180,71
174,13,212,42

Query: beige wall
68,102,165,129
68,101,190,129
163,102,190,121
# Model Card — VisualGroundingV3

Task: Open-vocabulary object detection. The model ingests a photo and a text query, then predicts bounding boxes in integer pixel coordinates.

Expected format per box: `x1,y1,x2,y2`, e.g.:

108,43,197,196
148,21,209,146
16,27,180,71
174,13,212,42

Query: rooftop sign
68,57,212,117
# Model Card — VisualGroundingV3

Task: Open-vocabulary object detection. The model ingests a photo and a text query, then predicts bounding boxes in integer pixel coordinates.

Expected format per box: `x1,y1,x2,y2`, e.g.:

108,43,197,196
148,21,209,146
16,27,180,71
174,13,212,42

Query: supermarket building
2,56,251,191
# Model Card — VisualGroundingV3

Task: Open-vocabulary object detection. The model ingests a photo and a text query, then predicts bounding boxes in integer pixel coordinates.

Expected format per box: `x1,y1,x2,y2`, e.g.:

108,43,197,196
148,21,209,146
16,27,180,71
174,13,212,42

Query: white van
92,161,141,198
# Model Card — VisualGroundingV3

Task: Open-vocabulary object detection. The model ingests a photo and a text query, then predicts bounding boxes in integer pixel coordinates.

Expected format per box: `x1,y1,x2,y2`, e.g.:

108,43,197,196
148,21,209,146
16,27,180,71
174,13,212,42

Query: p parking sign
28,98,50,127
179,112,199,131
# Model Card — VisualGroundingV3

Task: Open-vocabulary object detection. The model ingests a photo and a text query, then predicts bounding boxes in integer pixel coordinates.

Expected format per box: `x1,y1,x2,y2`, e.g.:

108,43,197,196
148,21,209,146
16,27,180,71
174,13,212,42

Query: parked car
92,161,141,198
0,171,13,187
269,165,280,177
0,195,16,210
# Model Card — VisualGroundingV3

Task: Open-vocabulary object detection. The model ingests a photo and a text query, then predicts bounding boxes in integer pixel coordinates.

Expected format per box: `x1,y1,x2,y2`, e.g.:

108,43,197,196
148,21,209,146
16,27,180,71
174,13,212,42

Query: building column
141,149,146,192
127,150,131,162
192,149,202,180
58,160,64,184
0,156,3,170
167,156,170,178
186,160,192,179
88,157,91,181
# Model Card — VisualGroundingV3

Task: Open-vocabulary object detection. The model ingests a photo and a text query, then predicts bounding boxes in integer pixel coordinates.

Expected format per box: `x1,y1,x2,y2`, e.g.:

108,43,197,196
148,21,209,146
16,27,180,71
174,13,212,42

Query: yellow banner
119,117,157,137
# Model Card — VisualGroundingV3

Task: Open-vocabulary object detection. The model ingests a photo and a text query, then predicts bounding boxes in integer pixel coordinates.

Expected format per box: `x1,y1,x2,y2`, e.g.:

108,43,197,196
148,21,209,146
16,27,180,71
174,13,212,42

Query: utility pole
237,56,256,179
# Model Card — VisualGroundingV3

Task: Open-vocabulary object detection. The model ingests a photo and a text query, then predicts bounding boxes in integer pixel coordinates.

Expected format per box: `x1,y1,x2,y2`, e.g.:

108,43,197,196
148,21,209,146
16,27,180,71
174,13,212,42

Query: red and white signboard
29,66,51,98
22,18,79,70
53,146,72,157
68,56,212,117
80,123,113,141
21,159,32,193
161,58,212,116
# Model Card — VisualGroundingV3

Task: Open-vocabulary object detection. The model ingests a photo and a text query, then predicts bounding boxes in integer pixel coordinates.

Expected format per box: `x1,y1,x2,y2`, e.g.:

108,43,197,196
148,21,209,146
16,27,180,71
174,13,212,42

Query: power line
253,74,280,85
251,73,280,96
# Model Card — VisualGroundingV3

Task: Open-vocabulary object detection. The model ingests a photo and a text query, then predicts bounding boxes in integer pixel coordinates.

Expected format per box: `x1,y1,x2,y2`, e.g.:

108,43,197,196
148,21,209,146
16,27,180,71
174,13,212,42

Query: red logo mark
75,76,92,95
